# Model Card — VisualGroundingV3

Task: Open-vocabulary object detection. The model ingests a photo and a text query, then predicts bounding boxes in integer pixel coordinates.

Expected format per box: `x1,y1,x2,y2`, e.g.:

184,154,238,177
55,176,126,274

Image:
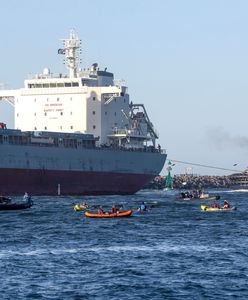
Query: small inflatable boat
201,205,236,212
85,210,132,218
0,197,33,210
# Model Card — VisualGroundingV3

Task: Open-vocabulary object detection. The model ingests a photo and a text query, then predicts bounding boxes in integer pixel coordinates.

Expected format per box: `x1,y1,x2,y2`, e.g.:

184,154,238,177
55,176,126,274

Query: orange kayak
85,210,132,218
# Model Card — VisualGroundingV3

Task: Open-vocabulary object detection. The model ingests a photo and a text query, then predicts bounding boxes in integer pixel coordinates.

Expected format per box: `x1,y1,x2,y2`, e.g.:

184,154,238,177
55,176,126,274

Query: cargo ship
0,29,166,195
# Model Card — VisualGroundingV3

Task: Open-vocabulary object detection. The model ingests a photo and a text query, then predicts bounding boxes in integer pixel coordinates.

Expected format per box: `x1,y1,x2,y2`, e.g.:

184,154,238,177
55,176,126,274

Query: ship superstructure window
70,112,73,115
34,113,36,116
34,127,37,130
43,83,49,88
60,112,63,115
105,111,107,115
93,125,96,129
93,111,96,115
65,82,72,87
72,82,79,87
57,83,64,87
93,97,96,101
44,112,47,116
57,98,60,101
50,83,56,88
70,126,73,129
44,127,47,130
60,126,62,130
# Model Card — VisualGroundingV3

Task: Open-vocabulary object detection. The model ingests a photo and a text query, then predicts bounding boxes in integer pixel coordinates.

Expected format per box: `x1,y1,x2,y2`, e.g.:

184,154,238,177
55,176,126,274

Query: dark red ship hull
0,168,155,196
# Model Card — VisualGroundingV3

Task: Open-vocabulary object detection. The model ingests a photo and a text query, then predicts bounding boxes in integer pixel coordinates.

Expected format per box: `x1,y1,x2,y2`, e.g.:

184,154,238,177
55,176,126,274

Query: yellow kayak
201,205,236,212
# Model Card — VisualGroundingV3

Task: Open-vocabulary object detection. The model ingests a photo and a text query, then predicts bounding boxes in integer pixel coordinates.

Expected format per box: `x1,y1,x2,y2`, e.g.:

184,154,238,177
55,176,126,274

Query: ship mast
61,29,81,78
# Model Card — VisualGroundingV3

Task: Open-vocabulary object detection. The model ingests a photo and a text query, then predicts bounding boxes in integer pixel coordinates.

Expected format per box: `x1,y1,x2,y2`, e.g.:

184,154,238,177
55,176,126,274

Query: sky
0,0,248,176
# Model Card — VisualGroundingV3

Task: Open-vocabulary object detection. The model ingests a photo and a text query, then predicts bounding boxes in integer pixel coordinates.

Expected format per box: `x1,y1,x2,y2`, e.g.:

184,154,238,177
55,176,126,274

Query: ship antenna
60,28,81,78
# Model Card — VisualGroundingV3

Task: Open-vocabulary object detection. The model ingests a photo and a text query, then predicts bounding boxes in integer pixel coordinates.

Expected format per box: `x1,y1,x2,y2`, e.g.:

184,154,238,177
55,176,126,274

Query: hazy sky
0,0,248,176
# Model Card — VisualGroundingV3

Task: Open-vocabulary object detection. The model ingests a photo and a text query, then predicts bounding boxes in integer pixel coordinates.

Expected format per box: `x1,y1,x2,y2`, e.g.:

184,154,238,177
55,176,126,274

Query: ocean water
0,190,247,300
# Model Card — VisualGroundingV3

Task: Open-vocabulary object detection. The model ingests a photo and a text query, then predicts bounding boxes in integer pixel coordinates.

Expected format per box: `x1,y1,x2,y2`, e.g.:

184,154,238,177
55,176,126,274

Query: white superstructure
0,29,158,147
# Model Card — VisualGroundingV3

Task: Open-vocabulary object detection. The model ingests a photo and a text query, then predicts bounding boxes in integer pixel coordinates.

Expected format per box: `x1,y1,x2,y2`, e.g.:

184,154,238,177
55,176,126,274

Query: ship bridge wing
0,89,19,106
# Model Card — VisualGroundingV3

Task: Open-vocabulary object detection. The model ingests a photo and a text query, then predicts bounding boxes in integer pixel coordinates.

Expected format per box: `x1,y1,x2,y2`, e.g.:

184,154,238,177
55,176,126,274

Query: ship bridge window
57,83,64,87
72,82,79,87
65,82,72,87
43,83,49,88
50,83,56,88
35,84,42,88
28,84,35,88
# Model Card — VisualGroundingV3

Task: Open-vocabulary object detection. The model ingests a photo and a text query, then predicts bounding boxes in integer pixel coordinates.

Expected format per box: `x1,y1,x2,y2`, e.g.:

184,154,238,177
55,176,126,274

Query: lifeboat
0,197,33,210
85,210,132,218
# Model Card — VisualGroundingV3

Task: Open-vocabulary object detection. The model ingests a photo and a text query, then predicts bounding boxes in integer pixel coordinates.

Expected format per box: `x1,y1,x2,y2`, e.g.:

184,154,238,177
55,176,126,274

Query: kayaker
223,200,230,209
80,202,89,209
138,202,147,211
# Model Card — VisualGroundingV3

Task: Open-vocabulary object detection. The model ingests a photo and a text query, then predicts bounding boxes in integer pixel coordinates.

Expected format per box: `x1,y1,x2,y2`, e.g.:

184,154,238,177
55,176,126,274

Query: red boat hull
0,168,154,196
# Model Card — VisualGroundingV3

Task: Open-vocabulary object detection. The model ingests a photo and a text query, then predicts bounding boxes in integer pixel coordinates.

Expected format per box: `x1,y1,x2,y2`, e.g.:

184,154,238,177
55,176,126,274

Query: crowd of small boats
177,190,236,212
0,189,236,214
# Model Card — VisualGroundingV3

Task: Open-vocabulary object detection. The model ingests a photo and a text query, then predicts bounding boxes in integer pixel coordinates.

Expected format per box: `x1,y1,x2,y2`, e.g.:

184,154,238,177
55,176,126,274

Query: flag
58,48,65,55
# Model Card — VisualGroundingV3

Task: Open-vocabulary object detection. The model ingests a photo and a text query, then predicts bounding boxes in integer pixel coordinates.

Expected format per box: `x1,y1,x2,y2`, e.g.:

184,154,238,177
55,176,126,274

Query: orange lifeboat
85,210,132,218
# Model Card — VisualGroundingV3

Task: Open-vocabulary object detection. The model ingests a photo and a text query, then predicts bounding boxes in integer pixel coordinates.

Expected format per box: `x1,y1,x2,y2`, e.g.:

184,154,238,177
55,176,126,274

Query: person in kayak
223,200,230,209
138,202,147,212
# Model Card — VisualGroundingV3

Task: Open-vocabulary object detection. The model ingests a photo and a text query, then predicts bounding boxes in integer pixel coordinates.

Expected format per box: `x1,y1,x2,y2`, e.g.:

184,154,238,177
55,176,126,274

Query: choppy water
0,190,248,299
